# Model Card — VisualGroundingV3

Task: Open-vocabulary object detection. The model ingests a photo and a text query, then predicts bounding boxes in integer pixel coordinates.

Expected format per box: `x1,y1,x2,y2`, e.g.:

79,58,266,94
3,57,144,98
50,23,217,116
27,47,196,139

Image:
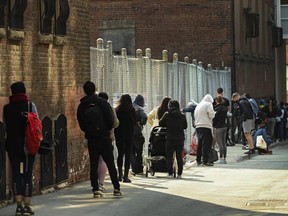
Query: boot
123,170,131,183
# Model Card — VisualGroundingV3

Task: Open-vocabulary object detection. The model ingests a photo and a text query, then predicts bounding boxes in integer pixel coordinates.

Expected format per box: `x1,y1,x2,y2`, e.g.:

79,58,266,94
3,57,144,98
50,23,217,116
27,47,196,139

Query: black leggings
116,138,133,176
8,153,35,197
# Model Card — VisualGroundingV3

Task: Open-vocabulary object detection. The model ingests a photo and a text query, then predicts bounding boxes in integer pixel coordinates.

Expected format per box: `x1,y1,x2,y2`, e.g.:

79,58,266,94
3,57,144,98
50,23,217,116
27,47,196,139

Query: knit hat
10,82,26,94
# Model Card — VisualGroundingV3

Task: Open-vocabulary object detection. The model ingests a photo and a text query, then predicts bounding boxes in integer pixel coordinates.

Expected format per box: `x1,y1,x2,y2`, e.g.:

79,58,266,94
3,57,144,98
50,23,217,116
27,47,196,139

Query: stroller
145,126,177,177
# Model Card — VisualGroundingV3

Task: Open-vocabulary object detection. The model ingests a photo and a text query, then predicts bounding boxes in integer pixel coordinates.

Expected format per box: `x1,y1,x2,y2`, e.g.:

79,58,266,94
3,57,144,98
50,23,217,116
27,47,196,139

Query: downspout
231,0,236,144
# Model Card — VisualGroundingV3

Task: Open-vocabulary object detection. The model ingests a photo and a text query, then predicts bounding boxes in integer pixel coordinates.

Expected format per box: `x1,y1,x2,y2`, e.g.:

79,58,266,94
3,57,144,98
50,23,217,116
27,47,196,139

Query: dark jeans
165,140,184,176
88,137,120,192
115,137,133,177
196,128,213,164
8,153,35,197
131,134,145,174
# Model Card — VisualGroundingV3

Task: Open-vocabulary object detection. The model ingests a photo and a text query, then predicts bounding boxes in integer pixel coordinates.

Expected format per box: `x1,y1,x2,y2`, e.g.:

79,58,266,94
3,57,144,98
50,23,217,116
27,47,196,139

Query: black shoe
15,205,24,216
123,177,131,183
197,161,202,166
202,162,214,166
113,189,123,197
244,149,255,154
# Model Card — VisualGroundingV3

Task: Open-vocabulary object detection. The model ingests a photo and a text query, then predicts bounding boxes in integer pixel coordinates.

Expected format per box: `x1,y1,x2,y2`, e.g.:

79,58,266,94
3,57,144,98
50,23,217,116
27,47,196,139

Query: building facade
0,0,91,197
90,0,280,100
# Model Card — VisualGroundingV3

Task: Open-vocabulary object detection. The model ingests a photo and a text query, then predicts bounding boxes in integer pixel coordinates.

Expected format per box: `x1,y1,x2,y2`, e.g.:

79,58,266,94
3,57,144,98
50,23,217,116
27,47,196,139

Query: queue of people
4,80,279,216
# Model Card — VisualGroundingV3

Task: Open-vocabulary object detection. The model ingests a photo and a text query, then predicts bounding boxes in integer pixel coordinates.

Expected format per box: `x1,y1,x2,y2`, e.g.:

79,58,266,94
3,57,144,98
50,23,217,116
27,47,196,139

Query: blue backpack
248,98,258,117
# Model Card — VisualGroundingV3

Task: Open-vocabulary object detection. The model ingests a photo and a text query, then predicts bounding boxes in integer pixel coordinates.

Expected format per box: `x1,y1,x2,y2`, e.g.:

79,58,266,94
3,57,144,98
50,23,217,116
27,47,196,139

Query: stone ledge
8,29,24,41
0,28,6,38
53,35,67,46
38,32,53,44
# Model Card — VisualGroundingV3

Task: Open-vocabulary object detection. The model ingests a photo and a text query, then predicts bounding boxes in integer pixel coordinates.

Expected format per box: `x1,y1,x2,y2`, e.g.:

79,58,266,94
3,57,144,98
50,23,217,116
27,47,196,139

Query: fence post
97,38,104,49
107,40,113,102
136,49,143,93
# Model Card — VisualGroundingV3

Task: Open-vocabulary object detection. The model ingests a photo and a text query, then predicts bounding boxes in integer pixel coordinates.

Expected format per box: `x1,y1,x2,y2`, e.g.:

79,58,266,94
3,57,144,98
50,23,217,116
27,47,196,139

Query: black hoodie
77,94,114,139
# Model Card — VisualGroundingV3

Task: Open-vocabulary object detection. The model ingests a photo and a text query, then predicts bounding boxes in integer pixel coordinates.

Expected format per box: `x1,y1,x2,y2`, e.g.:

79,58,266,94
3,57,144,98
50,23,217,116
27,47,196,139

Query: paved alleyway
0,142,288,216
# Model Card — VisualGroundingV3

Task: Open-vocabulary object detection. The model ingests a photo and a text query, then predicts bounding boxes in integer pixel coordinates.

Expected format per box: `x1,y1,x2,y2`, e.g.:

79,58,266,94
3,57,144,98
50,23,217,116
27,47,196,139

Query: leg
100,138,120,190
123,138,133,182
88,139,100,192
115,138,124,180
98,156,108,185
175,141,184,176
202,128,213,164
215,128,224,158
165,140,174,175
196,128,203,163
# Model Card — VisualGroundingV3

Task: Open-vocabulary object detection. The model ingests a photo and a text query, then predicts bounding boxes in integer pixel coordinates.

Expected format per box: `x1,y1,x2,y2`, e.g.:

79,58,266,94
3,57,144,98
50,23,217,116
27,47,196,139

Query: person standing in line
97,92,119,192
159,100,187,178
148,96,171,129
213,96,228,164
131,94,148,175
114,94,137,183
3,82,38,215
194,94,215,166
77,81,122,198
232,93,255,154
182,99,198,128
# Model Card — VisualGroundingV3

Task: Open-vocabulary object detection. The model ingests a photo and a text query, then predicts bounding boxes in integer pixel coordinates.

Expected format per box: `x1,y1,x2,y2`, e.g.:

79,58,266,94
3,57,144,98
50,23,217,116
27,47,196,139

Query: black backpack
84,103,106,137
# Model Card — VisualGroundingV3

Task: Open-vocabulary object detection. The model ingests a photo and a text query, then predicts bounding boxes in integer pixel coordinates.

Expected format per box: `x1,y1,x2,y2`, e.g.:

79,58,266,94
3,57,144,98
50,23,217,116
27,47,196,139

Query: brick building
90,0,283,100
0,0,91,197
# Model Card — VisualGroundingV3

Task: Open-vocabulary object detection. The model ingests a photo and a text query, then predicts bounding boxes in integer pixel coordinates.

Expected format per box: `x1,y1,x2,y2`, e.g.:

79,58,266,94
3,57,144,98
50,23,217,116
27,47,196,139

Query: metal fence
90,38,231,152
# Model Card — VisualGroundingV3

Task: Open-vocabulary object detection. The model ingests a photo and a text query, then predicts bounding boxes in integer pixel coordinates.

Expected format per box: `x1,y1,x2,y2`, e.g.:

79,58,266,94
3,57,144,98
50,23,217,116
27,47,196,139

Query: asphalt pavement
0,141,287,216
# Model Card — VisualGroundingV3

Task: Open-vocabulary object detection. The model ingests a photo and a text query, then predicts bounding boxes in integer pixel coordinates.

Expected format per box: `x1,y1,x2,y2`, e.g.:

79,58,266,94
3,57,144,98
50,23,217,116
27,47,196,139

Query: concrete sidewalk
0,140,286,216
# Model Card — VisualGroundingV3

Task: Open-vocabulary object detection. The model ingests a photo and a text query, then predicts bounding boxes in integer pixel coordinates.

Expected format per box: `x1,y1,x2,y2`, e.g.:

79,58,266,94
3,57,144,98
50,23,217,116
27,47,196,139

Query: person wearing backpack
77,81,122,198
3,82,39,216
232,93,255,154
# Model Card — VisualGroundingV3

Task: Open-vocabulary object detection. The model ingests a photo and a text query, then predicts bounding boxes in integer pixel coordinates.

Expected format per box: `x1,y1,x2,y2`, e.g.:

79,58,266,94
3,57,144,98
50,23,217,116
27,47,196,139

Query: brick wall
90,0,234,69
0,0,91,194
90,0,277,99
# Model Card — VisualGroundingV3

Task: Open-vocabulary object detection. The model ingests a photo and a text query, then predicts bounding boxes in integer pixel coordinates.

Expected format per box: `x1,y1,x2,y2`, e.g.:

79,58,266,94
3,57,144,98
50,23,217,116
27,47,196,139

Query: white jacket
194,94,215,129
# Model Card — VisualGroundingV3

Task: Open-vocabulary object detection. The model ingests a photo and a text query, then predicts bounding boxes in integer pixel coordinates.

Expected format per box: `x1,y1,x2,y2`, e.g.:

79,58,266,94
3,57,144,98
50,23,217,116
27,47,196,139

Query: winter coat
3,94,37,157
77,94,114,139
159,108,187,141
114,107,137,140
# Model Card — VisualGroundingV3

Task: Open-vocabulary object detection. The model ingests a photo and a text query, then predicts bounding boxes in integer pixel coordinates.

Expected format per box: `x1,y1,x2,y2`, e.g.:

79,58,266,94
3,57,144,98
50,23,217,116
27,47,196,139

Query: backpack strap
28,101,32,112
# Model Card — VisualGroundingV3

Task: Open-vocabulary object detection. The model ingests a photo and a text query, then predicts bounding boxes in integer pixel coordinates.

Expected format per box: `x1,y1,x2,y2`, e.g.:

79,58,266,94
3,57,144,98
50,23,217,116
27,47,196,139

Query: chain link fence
90,38,231,155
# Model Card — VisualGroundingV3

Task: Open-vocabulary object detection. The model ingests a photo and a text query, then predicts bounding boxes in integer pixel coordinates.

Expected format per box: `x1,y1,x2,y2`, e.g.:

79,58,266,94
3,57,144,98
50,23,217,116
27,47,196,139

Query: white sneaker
177,175,182,179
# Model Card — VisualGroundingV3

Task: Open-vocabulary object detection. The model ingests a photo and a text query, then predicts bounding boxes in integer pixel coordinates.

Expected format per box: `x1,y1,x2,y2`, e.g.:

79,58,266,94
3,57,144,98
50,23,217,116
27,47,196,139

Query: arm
158,112,168,127
148,107,157,126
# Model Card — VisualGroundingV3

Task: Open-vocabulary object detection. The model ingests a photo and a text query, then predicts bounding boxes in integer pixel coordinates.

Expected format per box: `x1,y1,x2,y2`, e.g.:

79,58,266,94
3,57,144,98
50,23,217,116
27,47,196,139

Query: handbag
189,133,198,156
256,135,267,149
208,148,218,163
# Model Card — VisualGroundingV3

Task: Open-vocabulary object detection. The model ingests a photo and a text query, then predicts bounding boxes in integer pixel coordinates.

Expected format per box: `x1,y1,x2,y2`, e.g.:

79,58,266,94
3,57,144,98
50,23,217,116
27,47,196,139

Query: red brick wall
90,0,234,69
0,1,91,194
90,0,276,99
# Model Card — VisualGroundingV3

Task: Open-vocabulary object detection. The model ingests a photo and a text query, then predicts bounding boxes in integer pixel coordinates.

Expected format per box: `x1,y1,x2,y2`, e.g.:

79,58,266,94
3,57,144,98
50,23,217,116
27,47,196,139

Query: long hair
157,97,171,119
116,94,134,112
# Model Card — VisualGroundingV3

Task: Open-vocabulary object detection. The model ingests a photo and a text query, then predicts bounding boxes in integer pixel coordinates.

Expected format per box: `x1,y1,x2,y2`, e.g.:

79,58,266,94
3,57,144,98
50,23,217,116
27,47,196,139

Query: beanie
10,82,26,94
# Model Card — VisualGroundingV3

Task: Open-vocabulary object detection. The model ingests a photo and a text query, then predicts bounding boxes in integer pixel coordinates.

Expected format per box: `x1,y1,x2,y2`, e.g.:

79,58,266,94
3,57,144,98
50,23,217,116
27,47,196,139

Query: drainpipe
231,0,236,144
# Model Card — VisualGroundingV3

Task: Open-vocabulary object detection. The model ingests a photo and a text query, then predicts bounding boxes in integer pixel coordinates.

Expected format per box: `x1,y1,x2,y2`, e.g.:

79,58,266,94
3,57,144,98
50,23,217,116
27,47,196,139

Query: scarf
9,93,29,103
